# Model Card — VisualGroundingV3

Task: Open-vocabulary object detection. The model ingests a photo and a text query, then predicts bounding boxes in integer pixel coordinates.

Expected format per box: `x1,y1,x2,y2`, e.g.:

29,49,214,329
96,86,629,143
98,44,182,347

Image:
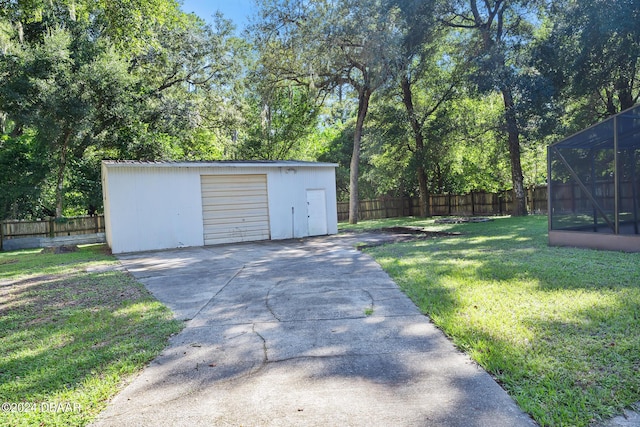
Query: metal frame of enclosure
548,104,640,251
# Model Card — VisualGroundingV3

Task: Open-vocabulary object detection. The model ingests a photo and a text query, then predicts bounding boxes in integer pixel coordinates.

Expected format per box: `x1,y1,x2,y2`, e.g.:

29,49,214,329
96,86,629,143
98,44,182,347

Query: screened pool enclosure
548,104,640,251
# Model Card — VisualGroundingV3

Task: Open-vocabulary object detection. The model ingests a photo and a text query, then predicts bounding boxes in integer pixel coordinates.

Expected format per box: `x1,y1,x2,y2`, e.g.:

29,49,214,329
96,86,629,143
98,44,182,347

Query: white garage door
201,174,270,245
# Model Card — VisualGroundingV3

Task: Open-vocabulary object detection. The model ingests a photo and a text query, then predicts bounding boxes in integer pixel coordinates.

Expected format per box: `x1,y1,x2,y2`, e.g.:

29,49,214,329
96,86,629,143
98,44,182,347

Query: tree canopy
1,0,637,221
0,1,244,218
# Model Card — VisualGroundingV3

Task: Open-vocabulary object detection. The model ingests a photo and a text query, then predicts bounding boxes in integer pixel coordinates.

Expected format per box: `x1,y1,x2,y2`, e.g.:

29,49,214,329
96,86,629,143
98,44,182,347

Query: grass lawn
0,244,183,426
342,215,640,427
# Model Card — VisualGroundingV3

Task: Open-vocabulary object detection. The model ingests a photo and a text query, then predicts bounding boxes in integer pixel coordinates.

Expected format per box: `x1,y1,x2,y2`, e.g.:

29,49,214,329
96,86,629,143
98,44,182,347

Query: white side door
306,189,328,236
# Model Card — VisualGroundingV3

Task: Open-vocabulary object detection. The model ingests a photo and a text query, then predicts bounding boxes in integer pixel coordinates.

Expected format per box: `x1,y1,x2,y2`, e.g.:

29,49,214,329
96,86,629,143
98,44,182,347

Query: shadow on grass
0,247,182,426
0,244,115,281
87,236,538,426
366,215,640,427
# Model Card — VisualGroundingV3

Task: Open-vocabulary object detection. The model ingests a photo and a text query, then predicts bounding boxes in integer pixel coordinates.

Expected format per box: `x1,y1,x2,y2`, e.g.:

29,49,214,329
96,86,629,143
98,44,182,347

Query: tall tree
441,0,543,216
0,2,242,218
392,0,463,216
536,0,640,123
0,19,136,216
252,0,402,223
235,80,319,160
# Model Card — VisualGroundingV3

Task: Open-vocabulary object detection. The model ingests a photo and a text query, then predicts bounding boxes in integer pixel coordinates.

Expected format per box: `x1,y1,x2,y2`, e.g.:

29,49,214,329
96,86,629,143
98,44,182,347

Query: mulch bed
356,226,461,249
434,217,494,224
40,245,79,254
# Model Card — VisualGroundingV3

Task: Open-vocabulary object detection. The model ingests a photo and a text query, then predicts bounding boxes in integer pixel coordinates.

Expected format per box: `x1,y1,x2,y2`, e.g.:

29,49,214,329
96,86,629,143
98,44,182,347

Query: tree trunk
9,122,23,138
605,89,617,116
349,87,372,224
501,87,527,216
435,163,444,192
417,167,429,217
55,129,73,218
401,75,430,217
617,77,634,111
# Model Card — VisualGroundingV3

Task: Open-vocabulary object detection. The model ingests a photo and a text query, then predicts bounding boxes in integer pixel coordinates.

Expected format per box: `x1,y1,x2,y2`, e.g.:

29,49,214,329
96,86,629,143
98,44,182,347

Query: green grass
0,245,183,426
348,215,640,427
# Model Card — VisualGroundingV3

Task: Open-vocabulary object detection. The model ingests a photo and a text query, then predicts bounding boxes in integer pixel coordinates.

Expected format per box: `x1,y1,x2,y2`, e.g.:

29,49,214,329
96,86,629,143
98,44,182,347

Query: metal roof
102,160,338,168
550,104,640,151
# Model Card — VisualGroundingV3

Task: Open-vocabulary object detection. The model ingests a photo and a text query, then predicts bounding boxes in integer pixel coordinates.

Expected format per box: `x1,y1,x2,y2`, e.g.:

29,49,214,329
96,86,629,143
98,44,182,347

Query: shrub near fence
0,215,106,251
337,186,548,222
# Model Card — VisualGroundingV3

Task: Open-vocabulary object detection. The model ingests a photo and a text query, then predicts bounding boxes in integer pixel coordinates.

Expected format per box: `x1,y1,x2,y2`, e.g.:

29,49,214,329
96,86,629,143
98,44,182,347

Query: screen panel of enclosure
548,104,640,235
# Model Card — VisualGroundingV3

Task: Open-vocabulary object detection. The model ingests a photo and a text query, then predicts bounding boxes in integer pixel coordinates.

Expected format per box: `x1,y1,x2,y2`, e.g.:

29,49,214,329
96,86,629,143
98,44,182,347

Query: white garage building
101,160,338,253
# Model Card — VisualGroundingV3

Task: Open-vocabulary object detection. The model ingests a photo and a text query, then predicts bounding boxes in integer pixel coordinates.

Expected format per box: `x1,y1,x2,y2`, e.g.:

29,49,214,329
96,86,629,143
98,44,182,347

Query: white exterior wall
102,162,337,253
267,166,338,239
102,164,205,254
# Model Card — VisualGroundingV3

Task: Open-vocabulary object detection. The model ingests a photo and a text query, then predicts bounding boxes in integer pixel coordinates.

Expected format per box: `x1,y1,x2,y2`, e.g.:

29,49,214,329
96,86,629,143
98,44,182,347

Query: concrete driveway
91,233,536,427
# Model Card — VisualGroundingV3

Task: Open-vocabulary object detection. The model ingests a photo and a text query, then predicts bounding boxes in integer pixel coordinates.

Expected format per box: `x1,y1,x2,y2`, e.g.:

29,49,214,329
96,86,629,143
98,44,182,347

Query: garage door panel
204,215,268,226
201,189,267,198
202,175,265,183
201,184,267,193
202,200,268,209
204,227,269,236
202,177,265,185
202,195,268,206
201,174,270,246
202,204,268,214
204,225,270,237
202,233,269,246
204,226,270,238
204,233,269,242
202,216,268,227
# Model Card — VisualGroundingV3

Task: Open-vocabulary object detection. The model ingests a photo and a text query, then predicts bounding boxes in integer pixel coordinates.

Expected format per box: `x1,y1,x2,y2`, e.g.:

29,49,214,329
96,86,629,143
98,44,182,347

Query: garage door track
91,234,536,427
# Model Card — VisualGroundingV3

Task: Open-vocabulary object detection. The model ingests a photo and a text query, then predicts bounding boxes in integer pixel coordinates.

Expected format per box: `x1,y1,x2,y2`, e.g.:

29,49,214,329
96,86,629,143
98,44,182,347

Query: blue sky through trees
181,0,254,31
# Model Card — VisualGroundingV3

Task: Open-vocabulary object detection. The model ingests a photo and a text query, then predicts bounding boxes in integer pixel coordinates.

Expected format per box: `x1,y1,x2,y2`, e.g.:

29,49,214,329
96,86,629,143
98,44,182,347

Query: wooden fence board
2,187,551,238
1,215,105,241
337,186,549,222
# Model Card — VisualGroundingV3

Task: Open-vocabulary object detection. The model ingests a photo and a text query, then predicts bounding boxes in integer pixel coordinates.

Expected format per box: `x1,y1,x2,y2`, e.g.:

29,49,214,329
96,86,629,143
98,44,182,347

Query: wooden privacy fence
549,181,638,214
1,215,105,251
337,187,548,222
1,187,551,247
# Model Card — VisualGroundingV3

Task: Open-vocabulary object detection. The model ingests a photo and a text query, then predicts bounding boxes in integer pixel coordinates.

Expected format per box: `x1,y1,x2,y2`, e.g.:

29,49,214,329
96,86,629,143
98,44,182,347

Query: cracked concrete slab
593,403,640,427
91,235,537,427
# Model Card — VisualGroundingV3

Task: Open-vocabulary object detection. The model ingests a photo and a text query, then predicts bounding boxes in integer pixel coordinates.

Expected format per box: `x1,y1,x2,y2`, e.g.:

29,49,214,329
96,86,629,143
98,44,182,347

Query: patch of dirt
380,226,461,236
1,270,148,321
40,245,79,254
434,217,494,224
94,245,113,255
355,226,461,249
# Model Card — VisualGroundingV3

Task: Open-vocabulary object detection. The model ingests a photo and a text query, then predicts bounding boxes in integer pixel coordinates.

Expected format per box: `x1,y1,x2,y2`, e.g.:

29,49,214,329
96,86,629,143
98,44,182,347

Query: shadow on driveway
91,234,536,427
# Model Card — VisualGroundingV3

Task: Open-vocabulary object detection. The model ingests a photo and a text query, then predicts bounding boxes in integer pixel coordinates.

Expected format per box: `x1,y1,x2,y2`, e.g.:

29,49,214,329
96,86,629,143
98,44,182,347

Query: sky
180,0,255,32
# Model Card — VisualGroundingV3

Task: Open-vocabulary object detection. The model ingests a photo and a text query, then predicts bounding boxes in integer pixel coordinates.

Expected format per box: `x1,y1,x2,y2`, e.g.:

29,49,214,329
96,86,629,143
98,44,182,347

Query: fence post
471,191,475,216
0,220,3,251
48,217,55,238
530,188,535,213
